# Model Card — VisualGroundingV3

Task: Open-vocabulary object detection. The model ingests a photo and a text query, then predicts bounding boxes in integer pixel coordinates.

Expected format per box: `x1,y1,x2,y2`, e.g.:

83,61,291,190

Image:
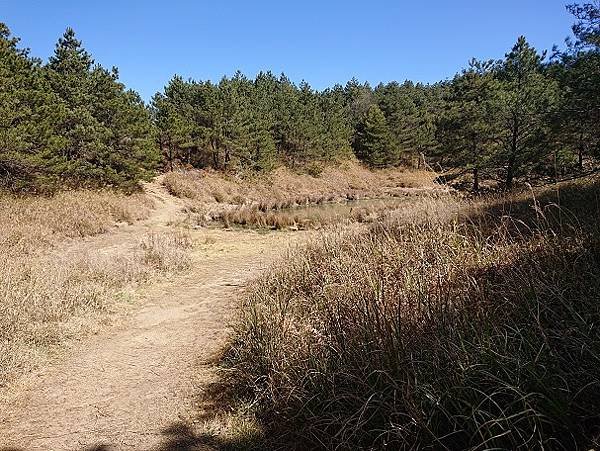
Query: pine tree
567,1,600,49
250,72,278,170
437,60,502,191
320,85,353,161
46,27,94,114
497,37,559,188
551,51,600,170
551,2,600,170
0,23,64,191
374,81,440,165
355,105,399,167
0,24,36,188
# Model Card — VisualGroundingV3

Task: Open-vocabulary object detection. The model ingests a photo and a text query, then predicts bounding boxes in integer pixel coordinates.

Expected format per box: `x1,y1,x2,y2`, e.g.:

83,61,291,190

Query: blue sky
2,1,574,101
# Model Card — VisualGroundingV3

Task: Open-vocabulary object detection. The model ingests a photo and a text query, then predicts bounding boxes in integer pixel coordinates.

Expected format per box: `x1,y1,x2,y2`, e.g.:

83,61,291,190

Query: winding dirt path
0,180,303,451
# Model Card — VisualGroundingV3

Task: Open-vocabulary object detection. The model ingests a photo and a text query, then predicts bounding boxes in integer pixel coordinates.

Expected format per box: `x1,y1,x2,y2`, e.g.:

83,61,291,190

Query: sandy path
0,180,303,451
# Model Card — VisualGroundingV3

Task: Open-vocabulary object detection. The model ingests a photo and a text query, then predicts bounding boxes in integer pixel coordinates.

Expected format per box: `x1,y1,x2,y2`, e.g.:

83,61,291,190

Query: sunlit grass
0,191,193,386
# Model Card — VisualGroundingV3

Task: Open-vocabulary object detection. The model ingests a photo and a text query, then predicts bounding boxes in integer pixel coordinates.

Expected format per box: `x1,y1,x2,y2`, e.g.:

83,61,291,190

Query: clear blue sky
2,0,574,101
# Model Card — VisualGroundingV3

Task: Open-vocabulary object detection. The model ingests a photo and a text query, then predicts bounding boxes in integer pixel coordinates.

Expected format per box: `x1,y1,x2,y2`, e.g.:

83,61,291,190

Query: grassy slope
223,178,600,450
163,161,438,206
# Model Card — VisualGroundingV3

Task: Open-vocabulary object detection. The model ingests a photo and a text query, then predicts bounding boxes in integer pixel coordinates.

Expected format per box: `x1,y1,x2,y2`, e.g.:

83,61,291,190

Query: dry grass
0,191,193,386
163,161,439,209
214,197,446,230
223,178,600,449
140,230,194,271
163,162,443,231
0,190,154,255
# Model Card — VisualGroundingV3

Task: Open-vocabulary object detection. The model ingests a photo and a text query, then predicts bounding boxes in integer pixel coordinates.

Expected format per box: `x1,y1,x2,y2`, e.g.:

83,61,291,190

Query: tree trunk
505,158,515,190
167,135,174,172
224,147,231,169
505,116,519,190
577,130,585,171
473,167,479,192
211,140,219,169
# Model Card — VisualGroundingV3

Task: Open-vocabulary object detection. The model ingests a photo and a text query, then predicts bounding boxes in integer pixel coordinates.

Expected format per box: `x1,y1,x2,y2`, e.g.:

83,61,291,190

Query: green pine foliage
150,5,597,187
0,24,61,191
355,105,400,167
374,81,440,166
152,74,354,171
0,25,158,193
495,37,560,188
436,60,502,191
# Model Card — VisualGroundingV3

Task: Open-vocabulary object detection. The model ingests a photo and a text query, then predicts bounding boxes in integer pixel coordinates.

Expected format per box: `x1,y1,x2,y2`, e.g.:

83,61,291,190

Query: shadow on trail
0,378,265,451
156,420,267,451
1,420,263,451
152,377,268,451
155,423,219,451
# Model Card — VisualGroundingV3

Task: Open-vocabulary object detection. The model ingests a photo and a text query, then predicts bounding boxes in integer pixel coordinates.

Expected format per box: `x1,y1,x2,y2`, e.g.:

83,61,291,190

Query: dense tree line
153,2,599,190
152,74,437,172
1,2,598,192
151,73,354,172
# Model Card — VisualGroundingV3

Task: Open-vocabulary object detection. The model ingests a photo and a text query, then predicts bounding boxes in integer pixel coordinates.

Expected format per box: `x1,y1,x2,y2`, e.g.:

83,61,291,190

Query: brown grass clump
224,178,600,449
0,191,192,386
140,230,194,271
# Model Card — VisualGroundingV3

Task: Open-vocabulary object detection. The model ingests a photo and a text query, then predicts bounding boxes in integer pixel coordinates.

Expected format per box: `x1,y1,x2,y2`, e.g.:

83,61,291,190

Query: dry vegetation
163,161,438,206
214,197,451,230
163,162,443,230
0,190,153,252
223,178,600,449
0,165,438,388
0,190,192,386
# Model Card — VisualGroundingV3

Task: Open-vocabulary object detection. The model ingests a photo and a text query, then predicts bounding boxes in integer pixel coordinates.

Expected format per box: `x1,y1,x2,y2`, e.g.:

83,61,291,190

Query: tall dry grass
213,197,444,230
224,179,600,449
0,191,192,385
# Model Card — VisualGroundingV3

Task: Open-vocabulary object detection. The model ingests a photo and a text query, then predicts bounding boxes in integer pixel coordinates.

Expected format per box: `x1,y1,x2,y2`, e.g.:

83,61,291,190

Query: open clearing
0,180,306,451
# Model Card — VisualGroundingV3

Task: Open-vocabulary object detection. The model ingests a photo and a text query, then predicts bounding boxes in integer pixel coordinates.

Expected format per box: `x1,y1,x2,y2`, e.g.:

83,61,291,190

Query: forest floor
0,178,308,451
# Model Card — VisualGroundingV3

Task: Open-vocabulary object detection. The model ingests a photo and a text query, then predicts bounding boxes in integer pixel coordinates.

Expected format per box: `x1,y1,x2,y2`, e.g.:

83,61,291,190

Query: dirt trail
0,179,304,451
